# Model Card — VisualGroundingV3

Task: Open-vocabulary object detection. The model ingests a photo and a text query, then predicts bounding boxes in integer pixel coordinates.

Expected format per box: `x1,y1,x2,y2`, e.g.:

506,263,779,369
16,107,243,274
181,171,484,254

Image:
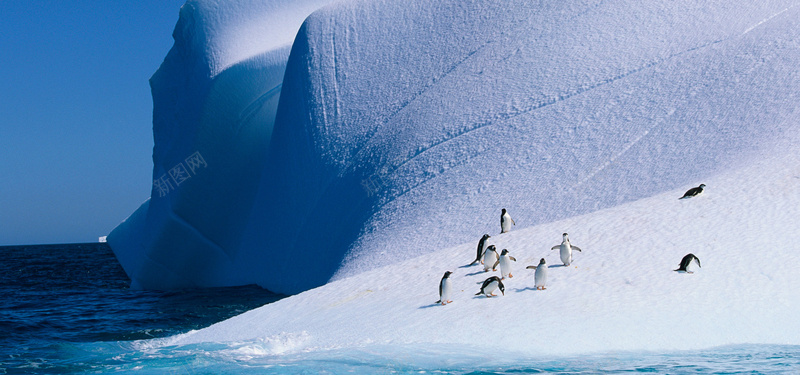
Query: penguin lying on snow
436,271,453,305
476,276,505,297
469,234,491,265
674,253,701,273
680,184,706,199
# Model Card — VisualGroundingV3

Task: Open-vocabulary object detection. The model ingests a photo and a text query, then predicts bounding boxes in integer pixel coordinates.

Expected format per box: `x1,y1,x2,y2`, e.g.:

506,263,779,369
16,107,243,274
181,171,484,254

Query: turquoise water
2,244,798,374
18,341,800,374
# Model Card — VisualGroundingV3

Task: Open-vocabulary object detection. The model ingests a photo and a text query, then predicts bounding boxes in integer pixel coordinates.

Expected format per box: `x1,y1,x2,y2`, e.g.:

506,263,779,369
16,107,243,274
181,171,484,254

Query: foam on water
26,341,800,374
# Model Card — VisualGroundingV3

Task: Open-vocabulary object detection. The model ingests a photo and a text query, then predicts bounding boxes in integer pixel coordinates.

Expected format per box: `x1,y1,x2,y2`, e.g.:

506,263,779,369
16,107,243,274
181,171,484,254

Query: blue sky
0,1,186,245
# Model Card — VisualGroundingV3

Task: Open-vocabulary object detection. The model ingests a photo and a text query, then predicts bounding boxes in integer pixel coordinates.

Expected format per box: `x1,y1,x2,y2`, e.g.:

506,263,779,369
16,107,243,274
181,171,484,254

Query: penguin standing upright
526,258,548,290
436,271,453,305
552,233,582,266
475,276,505,297
483,245,499,272
680,184,706,199
497,249,517,279
469,234,491,265
674,253,701,273
501,208,515,234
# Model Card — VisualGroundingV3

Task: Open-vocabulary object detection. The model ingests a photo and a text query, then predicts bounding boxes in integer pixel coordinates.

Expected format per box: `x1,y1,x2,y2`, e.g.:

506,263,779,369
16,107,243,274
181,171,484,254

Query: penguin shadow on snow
513,286,545,293
465,269,492,277
419,302,444,309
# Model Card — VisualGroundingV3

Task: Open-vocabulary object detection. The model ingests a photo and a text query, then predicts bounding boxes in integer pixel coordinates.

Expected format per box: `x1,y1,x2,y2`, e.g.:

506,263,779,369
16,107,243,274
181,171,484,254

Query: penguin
526,258,548,290
436,271,453,305
500,208,515,233
483,245,499,272
496,249,517,279
475,276,505,297
551,233,582,266
680,184,706,199
469,234,492,265
674,253,701,273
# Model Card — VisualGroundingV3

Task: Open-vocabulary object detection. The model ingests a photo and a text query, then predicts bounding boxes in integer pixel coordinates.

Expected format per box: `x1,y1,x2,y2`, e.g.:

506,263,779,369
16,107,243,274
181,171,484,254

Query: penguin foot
509,274,513,278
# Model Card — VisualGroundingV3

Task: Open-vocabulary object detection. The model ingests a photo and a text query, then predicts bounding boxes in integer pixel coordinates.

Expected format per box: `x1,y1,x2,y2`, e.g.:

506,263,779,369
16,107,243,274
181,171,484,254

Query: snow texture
111,0,800,298
166,143,800,354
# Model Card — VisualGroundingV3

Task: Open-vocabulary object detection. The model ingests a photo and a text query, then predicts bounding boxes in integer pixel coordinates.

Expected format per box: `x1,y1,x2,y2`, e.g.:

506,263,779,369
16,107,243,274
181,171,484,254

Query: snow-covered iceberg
166,145,800,354
108,0,339,289
111,0,800,296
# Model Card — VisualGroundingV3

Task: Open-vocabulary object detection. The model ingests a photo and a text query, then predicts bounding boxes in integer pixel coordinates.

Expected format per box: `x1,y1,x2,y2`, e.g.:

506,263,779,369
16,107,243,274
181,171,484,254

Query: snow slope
110,0,800,294
166,136,800,354
243,0,800,293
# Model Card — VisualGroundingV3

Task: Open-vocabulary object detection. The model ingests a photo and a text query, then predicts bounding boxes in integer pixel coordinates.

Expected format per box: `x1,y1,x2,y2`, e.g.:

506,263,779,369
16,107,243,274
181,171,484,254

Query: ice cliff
110,0,800,294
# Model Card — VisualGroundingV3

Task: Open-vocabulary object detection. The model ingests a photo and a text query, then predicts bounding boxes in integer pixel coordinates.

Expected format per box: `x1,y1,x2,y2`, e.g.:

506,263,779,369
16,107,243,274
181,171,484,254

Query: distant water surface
1,243,798,374
0,243,284,373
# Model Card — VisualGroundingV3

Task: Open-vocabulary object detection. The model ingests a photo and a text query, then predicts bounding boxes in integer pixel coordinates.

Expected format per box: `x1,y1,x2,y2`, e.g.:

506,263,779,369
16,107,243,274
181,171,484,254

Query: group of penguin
436,184,707,305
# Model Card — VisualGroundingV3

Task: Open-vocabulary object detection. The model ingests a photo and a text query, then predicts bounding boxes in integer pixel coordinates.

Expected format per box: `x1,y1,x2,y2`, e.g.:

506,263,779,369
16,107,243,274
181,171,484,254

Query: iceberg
167,146,800,354
111,0,800,298
108,0,340,290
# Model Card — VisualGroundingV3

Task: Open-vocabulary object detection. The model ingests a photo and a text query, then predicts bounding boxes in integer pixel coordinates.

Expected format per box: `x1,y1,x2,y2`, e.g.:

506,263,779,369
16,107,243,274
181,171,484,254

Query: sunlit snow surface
111,0,800,295
158,140,800,357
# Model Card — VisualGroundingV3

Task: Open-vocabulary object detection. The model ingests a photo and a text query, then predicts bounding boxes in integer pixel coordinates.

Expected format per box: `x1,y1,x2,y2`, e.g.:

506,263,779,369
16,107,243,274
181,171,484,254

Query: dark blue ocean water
2,243,799,374
0,243,284,373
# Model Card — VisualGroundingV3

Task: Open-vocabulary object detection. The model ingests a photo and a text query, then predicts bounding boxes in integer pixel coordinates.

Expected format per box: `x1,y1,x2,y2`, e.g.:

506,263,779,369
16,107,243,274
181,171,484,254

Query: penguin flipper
526,265,537,270
694,257,701,268
509,256,517,262
492,260,500,270
571,246,582,252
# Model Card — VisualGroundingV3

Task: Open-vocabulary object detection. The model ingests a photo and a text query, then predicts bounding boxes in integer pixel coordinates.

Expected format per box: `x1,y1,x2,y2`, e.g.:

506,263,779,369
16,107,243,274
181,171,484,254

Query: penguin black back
680,184,706,199
675,253,701,272
470,234,491,265
476,276,505,296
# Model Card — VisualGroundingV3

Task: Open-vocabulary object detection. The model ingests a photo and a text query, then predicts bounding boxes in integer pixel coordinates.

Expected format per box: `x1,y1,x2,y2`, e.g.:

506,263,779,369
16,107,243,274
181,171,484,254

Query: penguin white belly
499,256,512,278
560,244,572,266
535,266,547,288
501,218,511,233
484,281,498,295
441,279,452,302
483,252,497,272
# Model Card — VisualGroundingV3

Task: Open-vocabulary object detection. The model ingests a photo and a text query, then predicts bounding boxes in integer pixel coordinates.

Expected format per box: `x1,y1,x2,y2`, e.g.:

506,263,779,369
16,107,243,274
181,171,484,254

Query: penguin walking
469,234,491,265
526,258,548,290
475,276,505,297
436,271,453,305
674,253,701,273
483,245,499,272
680,184,706,199
496,249,517,279
500,208,515,234
552,233,582,266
